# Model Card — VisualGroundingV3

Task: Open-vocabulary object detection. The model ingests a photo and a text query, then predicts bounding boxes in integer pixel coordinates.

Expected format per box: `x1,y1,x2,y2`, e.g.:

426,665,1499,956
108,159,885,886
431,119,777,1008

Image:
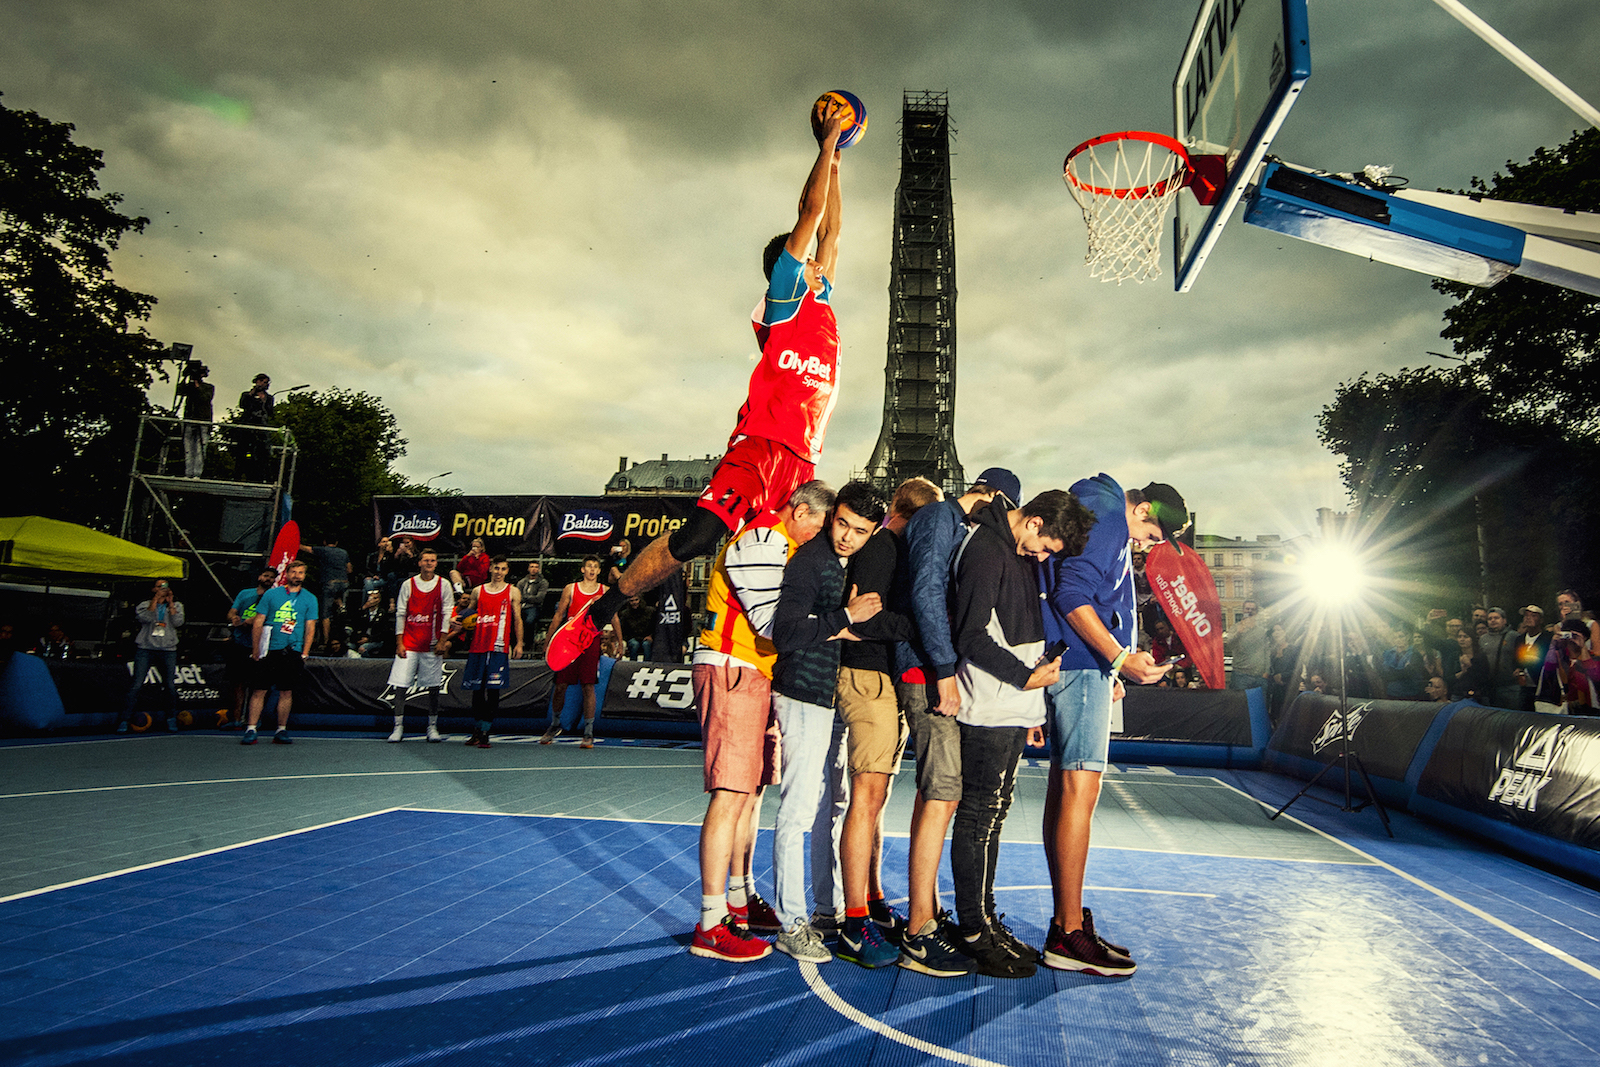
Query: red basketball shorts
697,436,814,533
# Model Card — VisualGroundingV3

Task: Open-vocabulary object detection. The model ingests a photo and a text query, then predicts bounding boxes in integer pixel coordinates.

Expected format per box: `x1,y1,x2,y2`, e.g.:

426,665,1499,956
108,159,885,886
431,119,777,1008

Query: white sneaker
387,724,404,743
426,724,443,743
776,921,832,964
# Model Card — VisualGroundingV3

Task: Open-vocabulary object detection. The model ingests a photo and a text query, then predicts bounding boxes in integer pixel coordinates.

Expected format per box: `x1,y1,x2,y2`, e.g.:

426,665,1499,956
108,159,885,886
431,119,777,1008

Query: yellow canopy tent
0,517,187,580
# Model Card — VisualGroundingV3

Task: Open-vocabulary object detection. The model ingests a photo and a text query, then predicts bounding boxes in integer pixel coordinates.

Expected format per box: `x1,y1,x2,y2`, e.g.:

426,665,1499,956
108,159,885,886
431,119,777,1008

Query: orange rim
1063,130,1191,200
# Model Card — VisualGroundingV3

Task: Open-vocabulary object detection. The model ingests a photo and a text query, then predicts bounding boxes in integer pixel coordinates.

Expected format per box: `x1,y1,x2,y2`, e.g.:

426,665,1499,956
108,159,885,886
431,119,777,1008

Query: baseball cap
1520,604,1545,617
1140,482,1190,545
973,467,1021,506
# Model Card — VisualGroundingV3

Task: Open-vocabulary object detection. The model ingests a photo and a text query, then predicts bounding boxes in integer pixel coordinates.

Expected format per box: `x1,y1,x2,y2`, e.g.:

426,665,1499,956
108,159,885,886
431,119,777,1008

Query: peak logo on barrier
559,509,615,542
1489,723,1573,812
390,511,443,540
1311,702,1371,752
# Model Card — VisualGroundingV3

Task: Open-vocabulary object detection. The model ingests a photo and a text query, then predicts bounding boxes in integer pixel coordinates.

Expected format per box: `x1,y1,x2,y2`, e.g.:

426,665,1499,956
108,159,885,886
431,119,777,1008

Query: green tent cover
0,517,188,580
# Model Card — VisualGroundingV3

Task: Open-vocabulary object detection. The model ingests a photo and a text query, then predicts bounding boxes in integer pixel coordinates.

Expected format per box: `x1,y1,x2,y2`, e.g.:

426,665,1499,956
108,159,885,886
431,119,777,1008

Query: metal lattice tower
863,91,964,497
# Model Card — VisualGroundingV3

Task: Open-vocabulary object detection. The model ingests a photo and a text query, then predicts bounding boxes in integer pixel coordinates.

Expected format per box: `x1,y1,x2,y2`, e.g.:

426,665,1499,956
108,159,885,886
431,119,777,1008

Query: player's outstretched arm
784,104,845,263
815,150,842,281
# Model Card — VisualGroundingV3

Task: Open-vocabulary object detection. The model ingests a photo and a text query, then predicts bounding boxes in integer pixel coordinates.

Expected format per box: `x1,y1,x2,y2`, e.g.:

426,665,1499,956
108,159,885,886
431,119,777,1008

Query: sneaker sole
689,943,773,962
835,946,899,969
897,953,973,978
1042,950,1135,976
775,940,832,964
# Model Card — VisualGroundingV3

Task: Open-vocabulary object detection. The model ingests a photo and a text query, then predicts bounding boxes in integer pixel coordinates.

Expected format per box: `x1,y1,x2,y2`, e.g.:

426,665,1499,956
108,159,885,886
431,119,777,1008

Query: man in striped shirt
688,480,834,962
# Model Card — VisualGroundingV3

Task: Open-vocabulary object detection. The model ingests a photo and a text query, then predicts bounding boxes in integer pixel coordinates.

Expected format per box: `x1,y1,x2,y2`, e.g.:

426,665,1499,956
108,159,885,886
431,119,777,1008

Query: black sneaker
898,919,975,978
993,913,1041,962
272,729,293,745
465,729,483,747
958,922,1036,979
1043,921,1136,976
868,900,907,945
1082,907,1130,958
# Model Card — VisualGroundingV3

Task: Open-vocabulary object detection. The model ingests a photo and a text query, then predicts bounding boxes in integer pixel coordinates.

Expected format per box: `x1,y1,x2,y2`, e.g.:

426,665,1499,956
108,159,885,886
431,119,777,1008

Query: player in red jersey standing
452,555,523,748
387,546,455,742
548,99,851,671
540,555,618,749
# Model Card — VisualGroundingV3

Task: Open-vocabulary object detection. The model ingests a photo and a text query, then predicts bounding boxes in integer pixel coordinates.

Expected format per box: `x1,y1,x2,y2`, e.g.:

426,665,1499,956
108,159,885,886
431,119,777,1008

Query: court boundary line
1213,778,1600,983
0,806,405,904
798,960,1006,1067
0,762,699,800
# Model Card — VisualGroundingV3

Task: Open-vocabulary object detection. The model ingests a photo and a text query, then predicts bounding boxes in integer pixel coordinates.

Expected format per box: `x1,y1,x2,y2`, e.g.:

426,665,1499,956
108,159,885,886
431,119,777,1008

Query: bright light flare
1301,544,1367,606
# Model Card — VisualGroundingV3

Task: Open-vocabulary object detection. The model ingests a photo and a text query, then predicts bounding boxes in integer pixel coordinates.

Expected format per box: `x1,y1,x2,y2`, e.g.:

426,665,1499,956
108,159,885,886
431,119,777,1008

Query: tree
247,388,429,550
1317,129,1600,610
0,95,170,529
1433,127,1600,435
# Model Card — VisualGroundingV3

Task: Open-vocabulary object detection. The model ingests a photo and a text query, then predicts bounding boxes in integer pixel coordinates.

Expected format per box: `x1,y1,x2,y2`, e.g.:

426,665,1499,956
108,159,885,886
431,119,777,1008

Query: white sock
727,882,748,909
701,894,728,929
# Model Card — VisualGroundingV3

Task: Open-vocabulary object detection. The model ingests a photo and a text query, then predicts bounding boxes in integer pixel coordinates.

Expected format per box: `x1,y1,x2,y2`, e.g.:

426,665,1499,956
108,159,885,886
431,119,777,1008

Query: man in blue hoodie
1038,475,1188,977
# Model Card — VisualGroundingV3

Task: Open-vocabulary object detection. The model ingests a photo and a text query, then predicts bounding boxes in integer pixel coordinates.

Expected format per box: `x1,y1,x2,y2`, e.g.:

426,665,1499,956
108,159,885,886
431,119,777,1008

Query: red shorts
554,640,601,685
693,662,779,793
697,436,814,533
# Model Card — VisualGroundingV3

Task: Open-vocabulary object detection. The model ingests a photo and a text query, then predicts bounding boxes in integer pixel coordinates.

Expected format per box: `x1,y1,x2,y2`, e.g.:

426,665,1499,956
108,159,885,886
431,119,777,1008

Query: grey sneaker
809,909,841,935
539,724,562,744
776,921,832,964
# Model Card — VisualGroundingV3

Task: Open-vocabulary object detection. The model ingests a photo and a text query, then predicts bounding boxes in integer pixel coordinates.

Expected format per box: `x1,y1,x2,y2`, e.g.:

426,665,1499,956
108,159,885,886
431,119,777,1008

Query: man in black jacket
950,489,1094,978
768,481,883,964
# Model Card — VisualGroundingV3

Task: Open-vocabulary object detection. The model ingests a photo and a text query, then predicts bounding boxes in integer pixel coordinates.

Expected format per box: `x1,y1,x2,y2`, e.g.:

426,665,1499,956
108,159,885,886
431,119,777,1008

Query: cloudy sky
5,0,1596,539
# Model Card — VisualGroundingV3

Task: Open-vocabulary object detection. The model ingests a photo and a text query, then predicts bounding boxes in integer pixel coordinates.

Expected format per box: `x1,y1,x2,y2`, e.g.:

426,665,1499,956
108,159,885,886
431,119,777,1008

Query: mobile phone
1158,655,1183,666
1043,639,1068,661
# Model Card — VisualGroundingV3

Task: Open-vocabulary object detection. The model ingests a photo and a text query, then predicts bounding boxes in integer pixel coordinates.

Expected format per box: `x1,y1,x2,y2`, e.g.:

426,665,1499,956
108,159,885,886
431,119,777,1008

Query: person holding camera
237,372,275,481
118,579,185,733
175,362,214,478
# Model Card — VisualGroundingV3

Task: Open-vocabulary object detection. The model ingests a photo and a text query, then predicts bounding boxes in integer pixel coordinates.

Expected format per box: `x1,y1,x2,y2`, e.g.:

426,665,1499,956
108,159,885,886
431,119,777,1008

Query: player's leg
1041,669,1133,975
578,683,596,748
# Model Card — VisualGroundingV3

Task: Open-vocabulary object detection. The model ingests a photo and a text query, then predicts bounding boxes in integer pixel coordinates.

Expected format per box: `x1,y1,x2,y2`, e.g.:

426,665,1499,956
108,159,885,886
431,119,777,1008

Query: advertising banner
600,659,701,723
1145,542,1225,689
1415,706,1600,849
1115,686,1252,744
372,495,702,559
1269,692,1445,783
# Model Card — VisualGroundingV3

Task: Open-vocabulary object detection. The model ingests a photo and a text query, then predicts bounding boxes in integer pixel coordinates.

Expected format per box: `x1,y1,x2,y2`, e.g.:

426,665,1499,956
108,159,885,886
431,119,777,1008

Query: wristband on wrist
1110,647,1131,675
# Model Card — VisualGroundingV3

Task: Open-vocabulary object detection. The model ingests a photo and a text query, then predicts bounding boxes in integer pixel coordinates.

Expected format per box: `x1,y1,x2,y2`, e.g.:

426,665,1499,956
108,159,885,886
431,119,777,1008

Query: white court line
1213,777,1600,983
402,806,707,828
0,807,405,904
798,961,1007,1067
996,884,1218,899
0,763,697,800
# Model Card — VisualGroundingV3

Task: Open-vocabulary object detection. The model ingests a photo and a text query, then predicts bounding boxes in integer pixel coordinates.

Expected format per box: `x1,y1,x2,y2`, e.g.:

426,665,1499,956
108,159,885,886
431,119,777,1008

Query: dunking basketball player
547,100,850,671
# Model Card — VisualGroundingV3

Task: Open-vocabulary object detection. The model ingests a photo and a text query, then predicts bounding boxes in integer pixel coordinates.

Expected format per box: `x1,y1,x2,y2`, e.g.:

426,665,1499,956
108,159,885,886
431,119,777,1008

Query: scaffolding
862,90,965,497
119,415,297,601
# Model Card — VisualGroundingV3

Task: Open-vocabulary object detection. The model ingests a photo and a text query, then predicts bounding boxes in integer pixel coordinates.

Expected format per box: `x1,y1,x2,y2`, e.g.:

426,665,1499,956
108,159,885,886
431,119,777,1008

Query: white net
1063,133,1190,285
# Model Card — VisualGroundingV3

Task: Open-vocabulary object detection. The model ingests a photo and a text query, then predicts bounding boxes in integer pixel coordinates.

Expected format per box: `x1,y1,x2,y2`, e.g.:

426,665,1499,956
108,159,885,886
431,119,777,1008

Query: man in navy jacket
1037,475,1188,977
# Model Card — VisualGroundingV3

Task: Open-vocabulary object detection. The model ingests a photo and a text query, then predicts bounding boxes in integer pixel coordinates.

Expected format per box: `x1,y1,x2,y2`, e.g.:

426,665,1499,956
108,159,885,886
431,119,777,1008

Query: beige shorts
694,662,778,794
835,666,907,777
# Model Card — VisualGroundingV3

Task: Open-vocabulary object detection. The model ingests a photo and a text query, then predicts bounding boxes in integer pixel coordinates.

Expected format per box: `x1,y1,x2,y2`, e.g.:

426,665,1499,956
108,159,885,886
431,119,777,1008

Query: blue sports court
5,734,1600,1066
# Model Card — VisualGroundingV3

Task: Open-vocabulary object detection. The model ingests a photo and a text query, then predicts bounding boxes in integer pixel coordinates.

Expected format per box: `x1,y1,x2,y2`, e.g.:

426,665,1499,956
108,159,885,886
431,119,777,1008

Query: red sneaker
689,914,773,962
730,893,782,934
545,606,601,671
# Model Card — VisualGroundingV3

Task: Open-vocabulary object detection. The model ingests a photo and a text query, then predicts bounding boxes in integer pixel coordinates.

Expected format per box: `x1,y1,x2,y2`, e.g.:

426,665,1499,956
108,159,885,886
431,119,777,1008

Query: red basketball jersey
470,584,513,654
735,288,840,464
400,576,447,653
569,582,602,621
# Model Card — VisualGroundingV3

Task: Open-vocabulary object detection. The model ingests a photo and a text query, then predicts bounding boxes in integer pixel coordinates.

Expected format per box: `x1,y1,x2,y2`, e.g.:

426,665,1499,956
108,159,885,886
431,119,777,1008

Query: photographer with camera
175,361,214,478
117,579,185,733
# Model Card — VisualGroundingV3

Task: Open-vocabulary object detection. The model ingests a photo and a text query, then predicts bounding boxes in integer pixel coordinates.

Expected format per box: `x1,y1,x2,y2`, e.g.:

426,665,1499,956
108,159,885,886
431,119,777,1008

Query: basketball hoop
1063,131,1204,285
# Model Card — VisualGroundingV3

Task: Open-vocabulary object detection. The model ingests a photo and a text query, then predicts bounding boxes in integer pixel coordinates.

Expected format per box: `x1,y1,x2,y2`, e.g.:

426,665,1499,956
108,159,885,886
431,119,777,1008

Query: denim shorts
1046,668,1113,772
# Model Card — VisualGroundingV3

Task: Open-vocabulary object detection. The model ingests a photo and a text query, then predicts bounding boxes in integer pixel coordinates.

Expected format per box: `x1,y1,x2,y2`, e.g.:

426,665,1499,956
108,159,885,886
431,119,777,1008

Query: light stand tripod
1270,610,1393,837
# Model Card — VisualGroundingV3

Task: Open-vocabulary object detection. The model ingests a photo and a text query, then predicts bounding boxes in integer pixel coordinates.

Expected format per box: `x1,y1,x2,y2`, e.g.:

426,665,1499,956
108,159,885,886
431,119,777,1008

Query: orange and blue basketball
811,91,867,149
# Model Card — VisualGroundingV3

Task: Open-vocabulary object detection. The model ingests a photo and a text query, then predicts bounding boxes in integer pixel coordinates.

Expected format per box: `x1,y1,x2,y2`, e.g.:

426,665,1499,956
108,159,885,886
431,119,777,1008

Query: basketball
177,710,194,729
811,91,867,150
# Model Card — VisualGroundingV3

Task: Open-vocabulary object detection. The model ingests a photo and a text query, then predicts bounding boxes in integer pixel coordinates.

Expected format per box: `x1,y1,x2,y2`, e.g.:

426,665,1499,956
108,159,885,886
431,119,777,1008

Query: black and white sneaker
898,919,975,978
958,921,1036,979
1043,921,1136,976
1082,907,1130,957
992,912,1041,962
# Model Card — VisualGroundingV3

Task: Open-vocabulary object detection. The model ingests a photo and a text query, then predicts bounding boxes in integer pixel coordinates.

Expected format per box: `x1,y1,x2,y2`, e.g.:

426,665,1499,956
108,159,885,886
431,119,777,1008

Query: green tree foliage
1318,131,1600,609
0,95,170,528
255,388,428,550
1434,127,1600,434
